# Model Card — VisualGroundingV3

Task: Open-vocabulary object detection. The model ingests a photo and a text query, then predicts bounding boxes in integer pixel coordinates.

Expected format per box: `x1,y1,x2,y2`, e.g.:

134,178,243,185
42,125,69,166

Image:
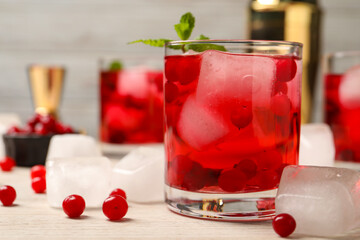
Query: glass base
165,185,276,221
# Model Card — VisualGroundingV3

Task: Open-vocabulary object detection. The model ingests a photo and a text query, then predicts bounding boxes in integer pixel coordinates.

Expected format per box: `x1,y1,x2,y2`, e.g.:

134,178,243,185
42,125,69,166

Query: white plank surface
1,163,360,239
0,0,359,137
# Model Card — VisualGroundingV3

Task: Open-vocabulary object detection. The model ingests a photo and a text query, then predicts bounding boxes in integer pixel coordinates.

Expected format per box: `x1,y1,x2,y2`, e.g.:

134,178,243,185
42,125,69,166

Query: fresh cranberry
257,170,280,190
169,155,207,191
165,82,179,103
35,123,50,135
0,157,16,172
257,150,283,170
102,195,128,221
6,126,23,135
62,195,86,218
40,115,56,132
271,95,291,116
165,55,201,85
31,177,46,193
230,106,253,129
235,159,257,179
276,58,297,82
272,81,288,96
218,168,247,192
30,165,46,179
273,213,296,237
109,188,127,200
27,113,42,128
0,185,16,206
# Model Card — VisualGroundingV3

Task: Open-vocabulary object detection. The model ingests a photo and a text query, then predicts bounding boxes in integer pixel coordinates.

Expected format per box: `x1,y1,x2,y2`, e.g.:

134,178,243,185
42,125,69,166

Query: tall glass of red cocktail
99,58,164,145
324,51,360,162
164,40,302,221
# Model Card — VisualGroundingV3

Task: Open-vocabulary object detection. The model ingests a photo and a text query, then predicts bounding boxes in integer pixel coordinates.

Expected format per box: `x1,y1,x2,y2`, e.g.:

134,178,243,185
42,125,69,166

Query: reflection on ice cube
111,147,165,203
46,157,112,208
276,165,360,237
299,123,335,167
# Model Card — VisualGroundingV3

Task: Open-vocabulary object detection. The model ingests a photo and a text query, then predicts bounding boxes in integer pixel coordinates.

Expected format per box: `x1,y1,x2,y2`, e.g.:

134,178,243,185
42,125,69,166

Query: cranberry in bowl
2,113,75,167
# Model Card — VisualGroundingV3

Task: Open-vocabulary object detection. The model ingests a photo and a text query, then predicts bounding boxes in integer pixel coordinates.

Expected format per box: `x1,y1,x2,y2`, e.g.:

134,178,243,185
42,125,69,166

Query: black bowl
3,134,53,167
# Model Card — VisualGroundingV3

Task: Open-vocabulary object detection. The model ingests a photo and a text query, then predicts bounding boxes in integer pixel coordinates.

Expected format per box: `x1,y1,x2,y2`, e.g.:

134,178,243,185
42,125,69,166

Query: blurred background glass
324,51,360,162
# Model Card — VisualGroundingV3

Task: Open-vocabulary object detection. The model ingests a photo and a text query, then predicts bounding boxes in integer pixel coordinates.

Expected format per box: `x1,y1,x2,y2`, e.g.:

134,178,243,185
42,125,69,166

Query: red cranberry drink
164,40,302,221
100,66,164,144
325,59,360,162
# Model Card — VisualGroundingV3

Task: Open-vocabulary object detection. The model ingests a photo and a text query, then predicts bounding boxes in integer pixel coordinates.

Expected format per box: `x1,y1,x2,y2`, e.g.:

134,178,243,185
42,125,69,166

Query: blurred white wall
0,0,359,137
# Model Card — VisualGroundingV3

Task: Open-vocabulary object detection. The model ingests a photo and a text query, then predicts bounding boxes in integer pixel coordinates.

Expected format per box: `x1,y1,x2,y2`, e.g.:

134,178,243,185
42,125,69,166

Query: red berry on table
109,188,127,200
31,177,46,193
0,185,16,206
0,156,16,172
30,165,46,179
273,213,296,237
62,195,86,218
102,195,128,221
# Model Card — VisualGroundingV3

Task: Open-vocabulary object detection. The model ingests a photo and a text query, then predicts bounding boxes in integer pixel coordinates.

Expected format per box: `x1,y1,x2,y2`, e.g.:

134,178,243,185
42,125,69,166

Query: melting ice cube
196,50,275,109
339,65,360,109
111,147,165,203
276,165,360,237
46,134,101,161
299,123,335,167
46,156,112,208
177,95,230,150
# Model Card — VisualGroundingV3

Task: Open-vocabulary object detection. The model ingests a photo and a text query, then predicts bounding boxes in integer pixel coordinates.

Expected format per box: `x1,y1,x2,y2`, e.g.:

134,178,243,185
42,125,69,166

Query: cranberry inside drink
100,67,164,144
325,71,360,162
164,50,301,193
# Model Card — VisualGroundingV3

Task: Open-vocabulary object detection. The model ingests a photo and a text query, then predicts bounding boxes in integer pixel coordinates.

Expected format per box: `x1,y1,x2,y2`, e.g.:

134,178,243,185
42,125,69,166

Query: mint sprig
129,12,226,53
109,60,123,71
174,12,195,40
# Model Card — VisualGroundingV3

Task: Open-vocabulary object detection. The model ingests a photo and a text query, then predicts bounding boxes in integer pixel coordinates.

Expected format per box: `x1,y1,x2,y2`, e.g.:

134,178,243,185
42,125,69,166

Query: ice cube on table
177,95,230,150
46,156,112,208
0,113,21,158
46,134,101,161
196,50,275,109
111,147,165,203
276,165,360,237
299,123,335,167
339,65,360,108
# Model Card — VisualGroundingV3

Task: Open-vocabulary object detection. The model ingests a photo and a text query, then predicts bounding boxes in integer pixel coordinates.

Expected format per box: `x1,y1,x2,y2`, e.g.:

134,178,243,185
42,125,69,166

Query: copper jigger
28,65,65,119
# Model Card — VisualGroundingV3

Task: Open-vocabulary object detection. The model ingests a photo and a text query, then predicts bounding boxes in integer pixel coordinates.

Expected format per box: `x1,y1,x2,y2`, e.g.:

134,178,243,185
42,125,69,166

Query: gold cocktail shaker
28,65,65,119
248,0,321,123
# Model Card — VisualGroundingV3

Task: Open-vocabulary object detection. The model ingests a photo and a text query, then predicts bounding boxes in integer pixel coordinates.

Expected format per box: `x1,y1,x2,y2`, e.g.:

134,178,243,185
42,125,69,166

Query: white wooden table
1,162,360,240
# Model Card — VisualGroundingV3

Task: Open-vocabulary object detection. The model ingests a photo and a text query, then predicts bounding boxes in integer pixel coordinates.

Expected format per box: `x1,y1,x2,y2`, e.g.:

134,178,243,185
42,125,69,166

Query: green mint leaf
195,34,210,40
186,43,227,53
128,39,173,47
109,61,123,71
174,12,195,40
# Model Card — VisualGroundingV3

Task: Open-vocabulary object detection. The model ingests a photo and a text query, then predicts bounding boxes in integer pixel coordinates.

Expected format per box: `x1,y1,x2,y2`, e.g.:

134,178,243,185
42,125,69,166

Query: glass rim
166,39,303,48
